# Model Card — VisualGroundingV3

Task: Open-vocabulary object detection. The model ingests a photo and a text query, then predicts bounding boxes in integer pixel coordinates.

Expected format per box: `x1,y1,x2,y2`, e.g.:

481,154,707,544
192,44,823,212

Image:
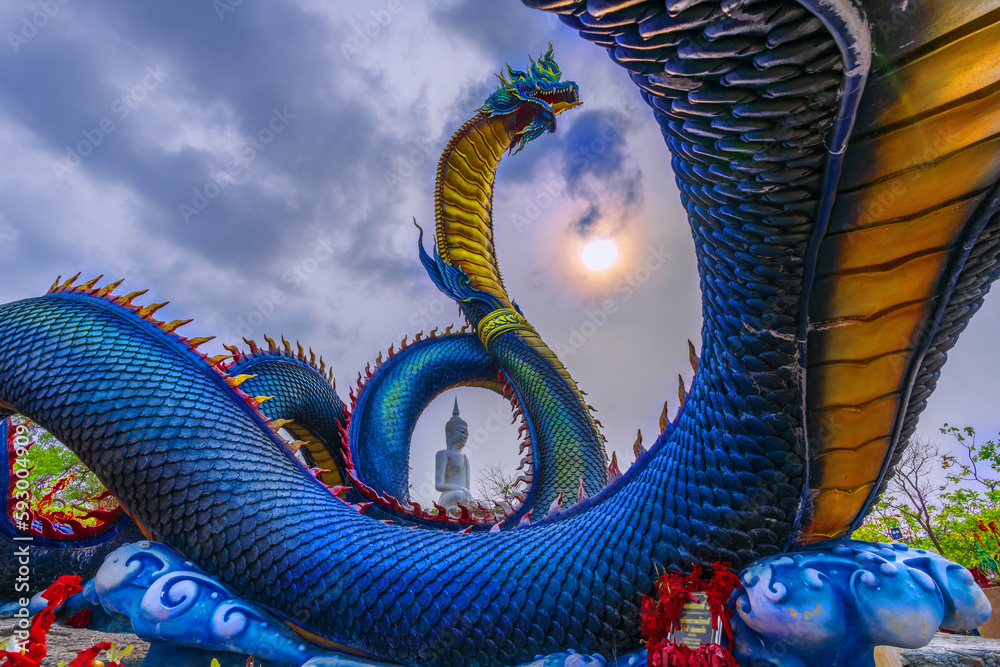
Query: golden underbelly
800,6,1000,542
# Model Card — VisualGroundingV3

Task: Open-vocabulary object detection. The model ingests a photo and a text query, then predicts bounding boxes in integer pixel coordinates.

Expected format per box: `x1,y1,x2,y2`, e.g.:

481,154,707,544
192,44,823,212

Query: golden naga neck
434,113,515,308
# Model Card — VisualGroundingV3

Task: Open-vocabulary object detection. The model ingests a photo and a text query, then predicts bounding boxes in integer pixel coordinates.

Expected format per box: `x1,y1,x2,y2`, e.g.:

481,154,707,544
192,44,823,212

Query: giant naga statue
3,1,1000,666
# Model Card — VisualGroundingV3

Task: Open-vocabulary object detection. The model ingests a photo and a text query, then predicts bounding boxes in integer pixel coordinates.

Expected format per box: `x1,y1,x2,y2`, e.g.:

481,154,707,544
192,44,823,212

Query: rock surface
901,634,1000,667
0,619,149,666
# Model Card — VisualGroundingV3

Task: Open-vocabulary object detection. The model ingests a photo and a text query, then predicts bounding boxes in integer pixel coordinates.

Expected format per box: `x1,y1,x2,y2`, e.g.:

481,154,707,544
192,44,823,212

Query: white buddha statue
435,399,472,510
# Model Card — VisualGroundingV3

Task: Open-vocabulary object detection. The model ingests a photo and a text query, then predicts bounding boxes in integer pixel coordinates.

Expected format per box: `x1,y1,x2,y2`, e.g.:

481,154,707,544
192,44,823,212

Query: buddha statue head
445,398,469,450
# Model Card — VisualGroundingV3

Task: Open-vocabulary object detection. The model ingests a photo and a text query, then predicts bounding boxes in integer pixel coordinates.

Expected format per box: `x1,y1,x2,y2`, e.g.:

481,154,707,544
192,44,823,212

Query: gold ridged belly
800,7,1000,542
435,114,511,306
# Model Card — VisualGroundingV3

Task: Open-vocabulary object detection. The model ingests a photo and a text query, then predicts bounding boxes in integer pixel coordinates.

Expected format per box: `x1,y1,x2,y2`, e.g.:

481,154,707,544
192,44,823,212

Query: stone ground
900,634,1000,667
1,620,998,666
0,619,148,666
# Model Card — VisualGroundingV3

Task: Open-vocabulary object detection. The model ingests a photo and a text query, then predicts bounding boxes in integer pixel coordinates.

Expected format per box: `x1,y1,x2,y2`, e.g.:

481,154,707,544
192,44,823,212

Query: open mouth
539,82,581,114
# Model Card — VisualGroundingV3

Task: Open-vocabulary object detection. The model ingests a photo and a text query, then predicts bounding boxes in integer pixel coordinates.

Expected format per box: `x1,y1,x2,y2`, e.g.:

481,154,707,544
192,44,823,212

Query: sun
581,239,618,271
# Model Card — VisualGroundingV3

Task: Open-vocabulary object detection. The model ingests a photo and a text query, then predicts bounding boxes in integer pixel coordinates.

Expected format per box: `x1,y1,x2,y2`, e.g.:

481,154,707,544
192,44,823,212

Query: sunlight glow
581,239,618,271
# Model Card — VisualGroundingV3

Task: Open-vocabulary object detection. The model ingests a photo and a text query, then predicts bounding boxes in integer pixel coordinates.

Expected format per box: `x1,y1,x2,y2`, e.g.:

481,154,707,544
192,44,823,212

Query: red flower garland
0,575,83,667
0,576,120,667
66,643,113,667
66,607,93,629
641,562,741,667
970,566,991,588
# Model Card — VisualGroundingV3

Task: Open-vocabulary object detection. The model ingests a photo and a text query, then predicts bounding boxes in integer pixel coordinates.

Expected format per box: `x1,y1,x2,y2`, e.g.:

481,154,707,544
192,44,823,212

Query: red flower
66,607,93,629
67,643,113,667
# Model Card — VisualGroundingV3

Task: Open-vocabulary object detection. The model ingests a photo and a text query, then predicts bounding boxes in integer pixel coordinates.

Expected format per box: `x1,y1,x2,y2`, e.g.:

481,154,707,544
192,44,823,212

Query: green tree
11,415,109,520
938,424,1000,573
852,425,1000,575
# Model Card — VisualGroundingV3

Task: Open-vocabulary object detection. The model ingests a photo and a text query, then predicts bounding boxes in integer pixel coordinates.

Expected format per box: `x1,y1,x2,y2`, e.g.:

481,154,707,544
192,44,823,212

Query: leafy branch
853,425,1000,575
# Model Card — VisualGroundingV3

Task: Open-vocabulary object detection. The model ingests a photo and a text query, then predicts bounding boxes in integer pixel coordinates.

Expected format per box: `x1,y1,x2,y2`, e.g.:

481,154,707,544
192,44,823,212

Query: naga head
480,44,581,155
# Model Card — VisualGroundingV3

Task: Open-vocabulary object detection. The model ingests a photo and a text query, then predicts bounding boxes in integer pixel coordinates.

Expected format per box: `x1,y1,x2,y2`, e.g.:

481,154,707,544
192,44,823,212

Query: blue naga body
4,1,1000,666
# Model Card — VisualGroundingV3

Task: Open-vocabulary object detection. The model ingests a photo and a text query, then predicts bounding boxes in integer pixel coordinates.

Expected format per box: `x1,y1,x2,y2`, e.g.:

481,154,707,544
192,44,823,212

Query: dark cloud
561,109,644,237
433,1,560,65
563,110,631,180
0,0,449,311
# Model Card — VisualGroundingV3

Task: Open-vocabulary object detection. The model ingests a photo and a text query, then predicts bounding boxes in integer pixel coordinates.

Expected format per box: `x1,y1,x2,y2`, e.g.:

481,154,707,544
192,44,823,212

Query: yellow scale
801,5,1000,542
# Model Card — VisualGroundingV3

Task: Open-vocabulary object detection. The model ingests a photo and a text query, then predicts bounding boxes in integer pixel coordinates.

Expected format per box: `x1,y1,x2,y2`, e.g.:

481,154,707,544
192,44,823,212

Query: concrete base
979,586,1000,639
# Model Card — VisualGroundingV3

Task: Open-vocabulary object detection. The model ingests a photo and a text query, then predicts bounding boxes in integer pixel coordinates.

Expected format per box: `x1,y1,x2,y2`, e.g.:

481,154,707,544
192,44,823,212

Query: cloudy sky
1,0,996,505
